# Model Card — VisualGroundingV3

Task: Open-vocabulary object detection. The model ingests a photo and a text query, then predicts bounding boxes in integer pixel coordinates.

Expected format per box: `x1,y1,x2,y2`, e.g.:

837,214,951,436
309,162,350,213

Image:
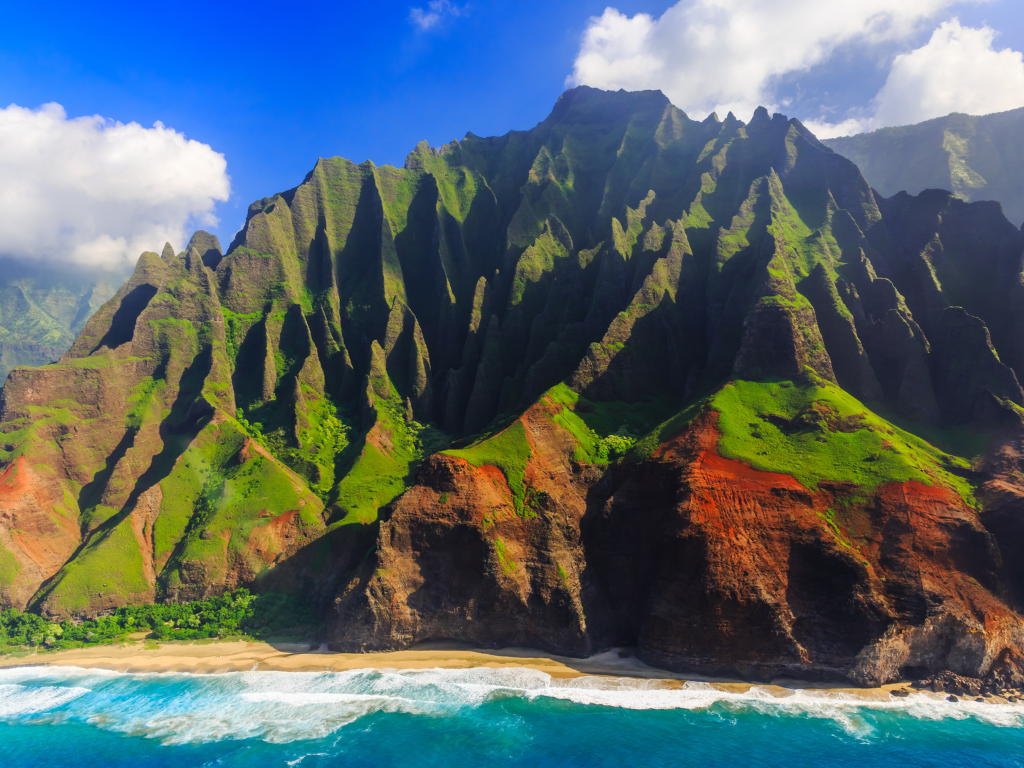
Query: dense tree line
0,590,319,651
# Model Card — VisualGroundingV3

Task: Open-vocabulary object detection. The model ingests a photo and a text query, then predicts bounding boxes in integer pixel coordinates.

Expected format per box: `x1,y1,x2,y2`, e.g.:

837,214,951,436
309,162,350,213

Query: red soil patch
268,509,298,536
697,450,807,492
0,457,28,498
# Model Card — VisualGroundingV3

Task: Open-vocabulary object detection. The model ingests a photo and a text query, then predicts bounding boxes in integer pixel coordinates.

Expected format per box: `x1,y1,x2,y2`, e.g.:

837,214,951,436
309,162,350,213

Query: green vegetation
0,545,21,587
629,400,705,462
158,420,323,592
0,589,320,653
544,383,661,464
711,378,976,504
222,307,262,362
334,441,411,524
556,562,570,589
493,537,516,575
1,86,1018,626
875,408,995,465
126,376,165,429
333,381,448,525
251,389,354,498
445,421,532,515
34,520,150,615
524,487,548,516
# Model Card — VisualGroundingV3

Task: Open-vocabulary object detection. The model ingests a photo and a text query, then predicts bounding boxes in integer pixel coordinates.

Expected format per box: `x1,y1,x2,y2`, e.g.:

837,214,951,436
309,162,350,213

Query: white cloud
0,103,230,270
569,0,972,121
807,19,1024,137
410,0,464,31
801,115,875,140
873,19,1024,127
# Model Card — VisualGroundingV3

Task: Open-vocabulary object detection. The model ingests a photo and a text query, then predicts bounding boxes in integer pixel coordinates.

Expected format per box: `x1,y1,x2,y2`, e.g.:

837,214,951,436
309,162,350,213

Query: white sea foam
0,665,1019,745
0,682,91,716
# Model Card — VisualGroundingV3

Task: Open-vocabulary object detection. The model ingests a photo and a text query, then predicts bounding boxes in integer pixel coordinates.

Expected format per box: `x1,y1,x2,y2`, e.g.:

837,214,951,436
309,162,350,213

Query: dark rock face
328,401,1024,685
2,88,1024,685
930,307,1024,424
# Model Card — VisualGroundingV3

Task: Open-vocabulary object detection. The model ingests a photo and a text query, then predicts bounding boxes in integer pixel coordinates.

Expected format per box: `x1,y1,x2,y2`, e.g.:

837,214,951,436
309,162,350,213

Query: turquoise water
0,665,1022,767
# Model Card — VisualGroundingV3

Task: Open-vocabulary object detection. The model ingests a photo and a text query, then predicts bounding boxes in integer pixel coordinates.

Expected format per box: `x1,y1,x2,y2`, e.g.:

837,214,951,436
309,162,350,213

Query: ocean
0,665,1021,767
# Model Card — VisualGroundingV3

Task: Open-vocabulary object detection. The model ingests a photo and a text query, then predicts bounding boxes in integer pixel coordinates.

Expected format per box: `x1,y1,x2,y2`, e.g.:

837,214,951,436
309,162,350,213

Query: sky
1,0,1022,270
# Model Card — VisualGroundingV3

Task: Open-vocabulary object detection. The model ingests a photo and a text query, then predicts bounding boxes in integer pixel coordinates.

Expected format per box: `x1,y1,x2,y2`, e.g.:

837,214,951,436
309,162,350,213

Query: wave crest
0,665,1020,745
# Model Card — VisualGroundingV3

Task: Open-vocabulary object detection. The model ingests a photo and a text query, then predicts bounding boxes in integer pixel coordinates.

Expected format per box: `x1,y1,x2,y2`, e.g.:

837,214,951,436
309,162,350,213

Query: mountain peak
185,230,223,270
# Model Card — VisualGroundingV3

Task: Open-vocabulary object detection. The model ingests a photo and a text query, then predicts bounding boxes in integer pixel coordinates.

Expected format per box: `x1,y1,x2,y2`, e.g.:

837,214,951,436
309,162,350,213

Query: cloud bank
873,20,1024,128
0,103,230,270
569,1,1024,139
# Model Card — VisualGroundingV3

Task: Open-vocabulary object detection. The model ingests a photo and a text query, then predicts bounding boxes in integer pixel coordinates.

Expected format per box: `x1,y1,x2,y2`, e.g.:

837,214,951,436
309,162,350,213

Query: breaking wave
0,664,1021,747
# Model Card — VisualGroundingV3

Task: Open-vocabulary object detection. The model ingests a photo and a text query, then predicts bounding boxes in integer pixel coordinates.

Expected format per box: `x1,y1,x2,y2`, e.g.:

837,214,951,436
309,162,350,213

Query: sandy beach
0,639,910,701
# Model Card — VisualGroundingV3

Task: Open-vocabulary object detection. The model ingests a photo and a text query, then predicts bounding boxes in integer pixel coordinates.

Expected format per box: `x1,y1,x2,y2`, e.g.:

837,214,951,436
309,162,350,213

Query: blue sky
1,0,1022,260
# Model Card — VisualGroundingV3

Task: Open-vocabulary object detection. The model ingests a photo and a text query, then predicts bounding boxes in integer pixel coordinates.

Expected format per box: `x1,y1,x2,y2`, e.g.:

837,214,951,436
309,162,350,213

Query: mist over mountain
824,106,1024,226
0,259,127,387
2,87,1024,687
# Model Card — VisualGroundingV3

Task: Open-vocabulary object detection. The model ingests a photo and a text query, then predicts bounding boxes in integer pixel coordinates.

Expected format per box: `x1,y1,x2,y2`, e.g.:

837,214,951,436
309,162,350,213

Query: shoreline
0,638,917,701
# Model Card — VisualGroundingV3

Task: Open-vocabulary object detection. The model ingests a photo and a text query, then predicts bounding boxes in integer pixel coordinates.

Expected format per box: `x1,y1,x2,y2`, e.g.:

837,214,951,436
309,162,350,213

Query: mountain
0,259,126,387
823,107,1024,226
0,233,221,389
2,87,1024,686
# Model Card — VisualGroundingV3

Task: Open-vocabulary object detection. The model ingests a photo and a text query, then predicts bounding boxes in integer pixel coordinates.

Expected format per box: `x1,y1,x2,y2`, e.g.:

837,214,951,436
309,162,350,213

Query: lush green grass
161,420,323,590
544,383,662,464
34,519,150,614
508,222,572,311
871,406,995,463
333,382,448,525
221,308,262,363
622,378,979,506
250,386,354,499
710,378,976,503
78,504,120,532
0,544,21,587
126,377,165,430
334,442,410,524
445,421,532,515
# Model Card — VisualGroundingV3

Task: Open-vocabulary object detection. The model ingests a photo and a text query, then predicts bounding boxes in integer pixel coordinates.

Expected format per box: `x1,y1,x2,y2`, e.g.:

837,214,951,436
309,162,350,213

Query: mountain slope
823,107,1024,226
0,259,127,388
2,87,1024,685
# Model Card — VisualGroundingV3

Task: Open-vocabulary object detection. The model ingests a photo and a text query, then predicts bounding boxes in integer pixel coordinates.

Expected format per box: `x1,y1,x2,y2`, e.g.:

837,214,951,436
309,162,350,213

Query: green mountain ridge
824,107,1024,226
2,88,1024,685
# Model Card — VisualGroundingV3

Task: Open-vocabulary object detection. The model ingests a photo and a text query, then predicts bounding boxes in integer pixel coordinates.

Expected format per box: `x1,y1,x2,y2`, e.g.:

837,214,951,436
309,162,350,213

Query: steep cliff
1,88,1024,686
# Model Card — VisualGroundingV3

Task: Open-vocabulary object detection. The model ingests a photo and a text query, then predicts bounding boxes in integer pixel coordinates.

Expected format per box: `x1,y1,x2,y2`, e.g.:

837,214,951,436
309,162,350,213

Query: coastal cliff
2,87,1024,685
